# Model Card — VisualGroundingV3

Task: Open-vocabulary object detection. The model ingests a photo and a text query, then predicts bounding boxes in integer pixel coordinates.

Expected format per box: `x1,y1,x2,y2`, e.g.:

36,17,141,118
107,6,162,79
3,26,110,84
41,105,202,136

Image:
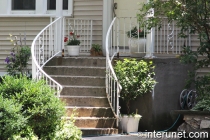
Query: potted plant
114,58,156,133
126,26,146,57
64,31,81,56
90,44,103,56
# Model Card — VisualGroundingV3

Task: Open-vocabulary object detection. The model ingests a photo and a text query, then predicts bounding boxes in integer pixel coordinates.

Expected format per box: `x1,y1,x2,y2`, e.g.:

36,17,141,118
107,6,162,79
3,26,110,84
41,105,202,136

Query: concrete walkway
82,133,179,140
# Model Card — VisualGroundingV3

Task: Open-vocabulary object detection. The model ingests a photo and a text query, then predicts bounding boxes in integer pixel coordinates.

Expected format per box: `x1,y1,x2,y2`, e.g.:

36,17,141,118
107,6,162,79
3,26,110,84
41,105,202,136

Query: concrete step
46,56,106,67
81,128,120,136
72,117,116,128
66,107,114,117
61,86,106,97
43,66,106,77
60,96,110,107
51,75,105,86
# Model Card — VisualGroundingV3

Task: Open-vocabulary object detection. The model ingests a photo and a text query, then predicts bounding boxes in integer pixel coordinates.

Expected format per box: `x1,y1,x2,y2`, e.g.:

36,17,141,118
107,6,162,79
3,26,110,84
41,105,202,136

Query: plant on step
64,31,80,45
114,58,156,114
90,44,103,56
5,34,31,77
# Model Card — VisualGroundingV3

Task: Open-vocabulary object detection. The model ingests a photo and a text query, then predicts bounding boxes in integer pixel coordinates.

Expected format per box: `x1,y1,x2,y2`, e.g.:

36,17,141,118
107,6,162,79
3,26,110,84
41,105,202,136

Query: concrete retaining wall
119,58,193,131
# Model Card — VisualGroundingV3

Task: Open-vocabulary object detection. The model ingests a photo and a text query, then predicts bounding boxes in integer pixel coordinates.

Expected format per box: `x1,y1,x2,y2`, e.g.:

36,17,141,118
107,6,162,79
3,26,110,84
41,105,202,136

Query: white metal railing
110,17,147,57
106,17,122,127
111,17,191,57
155,18,191,54
31,17,63,97
63,18,93,55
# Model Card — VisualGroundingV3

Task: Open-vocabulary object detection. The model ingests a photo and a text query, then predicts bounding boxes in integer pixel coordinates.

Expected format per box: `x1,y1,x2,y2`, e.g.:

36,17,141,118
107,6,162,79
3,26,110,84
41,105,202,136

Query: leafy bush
114,58,156,114
0,95,27,140
0,76,66,139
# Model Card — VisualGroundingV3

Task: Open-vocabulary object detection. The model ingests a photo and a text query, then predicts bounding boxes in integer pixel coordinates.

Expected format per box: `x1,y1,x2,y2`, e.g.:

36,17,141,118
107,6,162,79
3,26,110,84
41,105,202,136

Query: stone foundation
172,110,210,140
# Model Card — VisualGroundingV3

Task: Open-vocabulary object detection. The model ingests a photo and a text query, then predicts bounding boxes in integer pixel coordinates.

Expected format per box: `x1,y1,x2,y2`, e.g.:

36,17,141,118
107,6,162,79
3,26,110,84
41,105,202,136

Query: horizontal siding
74,0,103,45
0,17,50,73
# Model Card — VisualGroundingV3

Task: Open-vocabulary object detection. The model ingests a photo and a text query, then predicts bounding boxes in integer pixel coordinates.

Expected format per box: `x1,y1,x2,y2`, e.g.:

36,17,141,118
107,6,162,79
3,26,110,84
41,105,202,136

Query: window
12,0,35,10
47,0,68,10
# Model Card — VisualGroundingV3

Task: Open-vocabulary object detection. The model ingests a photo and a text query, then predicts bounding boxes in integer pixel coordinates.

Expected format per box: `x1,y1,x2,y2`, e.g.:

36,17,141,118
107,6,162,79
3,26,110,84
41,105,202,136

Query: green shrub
55,119,82,140
0,76,65,139
192,97,210,111
0,95,27,140
114,58,156,114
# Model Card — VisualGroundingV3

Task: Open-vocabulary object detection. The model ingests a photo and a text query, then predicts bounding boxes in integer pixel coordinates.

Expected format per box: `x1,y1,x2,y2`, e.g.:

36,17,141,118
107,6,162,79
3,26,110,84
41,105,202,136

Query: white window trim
0,0,73,17
47,0,73,16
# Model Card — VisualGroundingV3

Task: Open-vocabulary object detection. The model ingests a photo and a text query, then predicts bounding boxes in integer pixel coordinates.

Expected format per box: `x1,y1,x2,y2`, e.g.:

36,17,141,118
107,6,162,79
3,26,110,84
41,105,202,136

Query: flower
126,26,146,38
64,37,68,42
5,56,10,64
64,31,80,45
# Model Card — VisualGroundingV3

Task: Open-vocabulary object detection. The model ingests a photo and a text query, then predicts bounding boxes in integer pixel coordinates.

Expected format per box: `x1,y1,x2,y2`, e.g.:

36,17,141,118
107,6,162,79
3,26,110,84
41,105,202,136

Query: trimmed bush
0,76,65,139
0,95,27,140
114,58,156,114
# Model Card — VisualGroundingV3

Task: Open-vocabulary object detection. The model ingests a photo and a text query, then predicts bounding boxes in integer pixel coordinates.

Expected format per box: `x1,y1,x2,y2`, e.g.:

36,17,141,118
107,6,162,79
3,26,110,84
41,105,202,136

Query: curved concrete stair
80,128,120,136
44,57,119,136
73,117,116,128
61,86,106,97
46,57,106,67
60,96,110,107
66,107,113,117
51,75,105,86
44,66,106,76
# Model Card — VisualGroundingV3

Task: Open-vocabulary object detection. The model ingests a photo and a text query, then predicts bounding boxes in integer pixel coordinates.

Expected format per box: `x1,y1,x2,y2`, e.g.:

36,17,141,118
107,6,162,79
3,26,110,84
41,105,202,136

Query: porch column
102,0,113,56
55,0,63,54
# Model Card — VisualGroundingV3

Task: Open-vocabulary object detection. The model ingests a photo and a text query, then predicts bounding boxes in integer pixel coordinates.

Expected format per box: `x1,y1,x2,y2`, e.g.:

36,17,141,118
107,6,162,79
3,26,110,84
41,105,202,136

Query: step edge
44,66,106,69
60,96,107,98
65,106,111,109
50,75,106,78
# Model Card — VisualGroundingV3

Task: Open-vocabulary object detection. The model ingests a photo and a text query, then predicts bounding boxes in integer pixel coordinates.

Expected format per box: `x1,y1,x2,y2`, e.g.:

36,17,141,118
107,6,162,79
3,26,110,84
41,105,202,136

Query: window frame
46,0,72,16
0,0,73,16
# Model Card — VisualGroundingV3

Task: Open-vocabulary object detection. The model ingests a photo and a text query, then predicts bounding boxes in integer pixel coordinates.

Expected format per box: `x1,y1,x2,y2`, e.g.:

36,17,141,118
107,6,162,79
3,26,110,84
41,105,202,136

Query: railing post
32,58,36,79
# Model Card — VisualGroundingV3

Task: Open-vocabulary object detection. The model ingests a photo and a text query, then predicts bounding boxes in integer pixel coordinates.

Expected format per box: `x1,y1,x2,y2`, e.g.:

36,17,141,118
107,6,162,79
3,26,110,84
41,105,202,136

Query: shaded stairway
44,57,119,136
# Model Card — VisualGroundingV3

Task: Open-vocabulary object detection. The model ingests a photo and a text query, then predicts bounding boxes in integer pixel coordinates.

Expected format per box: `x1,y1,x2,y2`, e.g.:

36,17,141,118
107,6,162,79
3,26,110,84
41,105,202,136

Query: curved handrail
105,17,122,127
31,17,63,97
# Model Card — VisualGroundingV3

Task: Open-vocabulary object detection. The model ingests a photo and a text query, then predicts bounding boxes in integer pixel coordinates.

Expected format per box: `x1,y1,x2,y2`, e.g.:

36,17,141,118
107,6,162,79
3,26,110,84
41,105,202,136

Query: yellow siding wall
74,0,103,45
0,17,50,73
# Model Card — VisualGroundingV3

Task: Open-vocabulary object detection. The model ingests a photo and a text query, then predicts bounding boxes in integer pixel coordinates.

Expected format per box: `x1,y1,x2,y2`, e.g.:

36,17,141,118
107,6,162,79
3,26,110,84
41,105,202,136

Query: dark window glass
12,0,35,10
63,0,68,10
47,0,68,10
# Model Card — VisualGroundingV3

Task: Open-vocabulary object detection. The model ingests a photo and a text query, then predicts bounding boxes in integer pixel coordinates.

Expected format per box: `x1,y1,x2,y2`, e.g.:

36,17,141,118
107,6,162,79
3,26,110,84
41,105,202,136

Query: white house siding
73,0,103,45
0,17,50,73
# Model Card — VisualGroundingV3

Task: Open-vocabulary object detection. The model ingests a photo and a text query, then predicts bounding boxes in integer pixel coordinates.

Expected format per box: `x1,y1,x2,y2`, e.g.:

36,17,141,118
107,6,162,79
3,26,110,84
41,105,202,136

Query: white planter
128,38,146,57
120,114,142,133
66,45,80,56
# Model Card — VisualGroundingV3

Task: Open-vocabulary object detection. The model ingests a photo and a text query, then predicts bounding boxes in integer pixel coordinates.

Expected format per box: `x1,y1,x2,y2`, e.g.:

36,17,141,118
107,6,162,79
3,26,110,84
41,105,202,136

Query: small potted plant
126,26,146,57
90,44,103,56
114,58,156,133
64,31,80,56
